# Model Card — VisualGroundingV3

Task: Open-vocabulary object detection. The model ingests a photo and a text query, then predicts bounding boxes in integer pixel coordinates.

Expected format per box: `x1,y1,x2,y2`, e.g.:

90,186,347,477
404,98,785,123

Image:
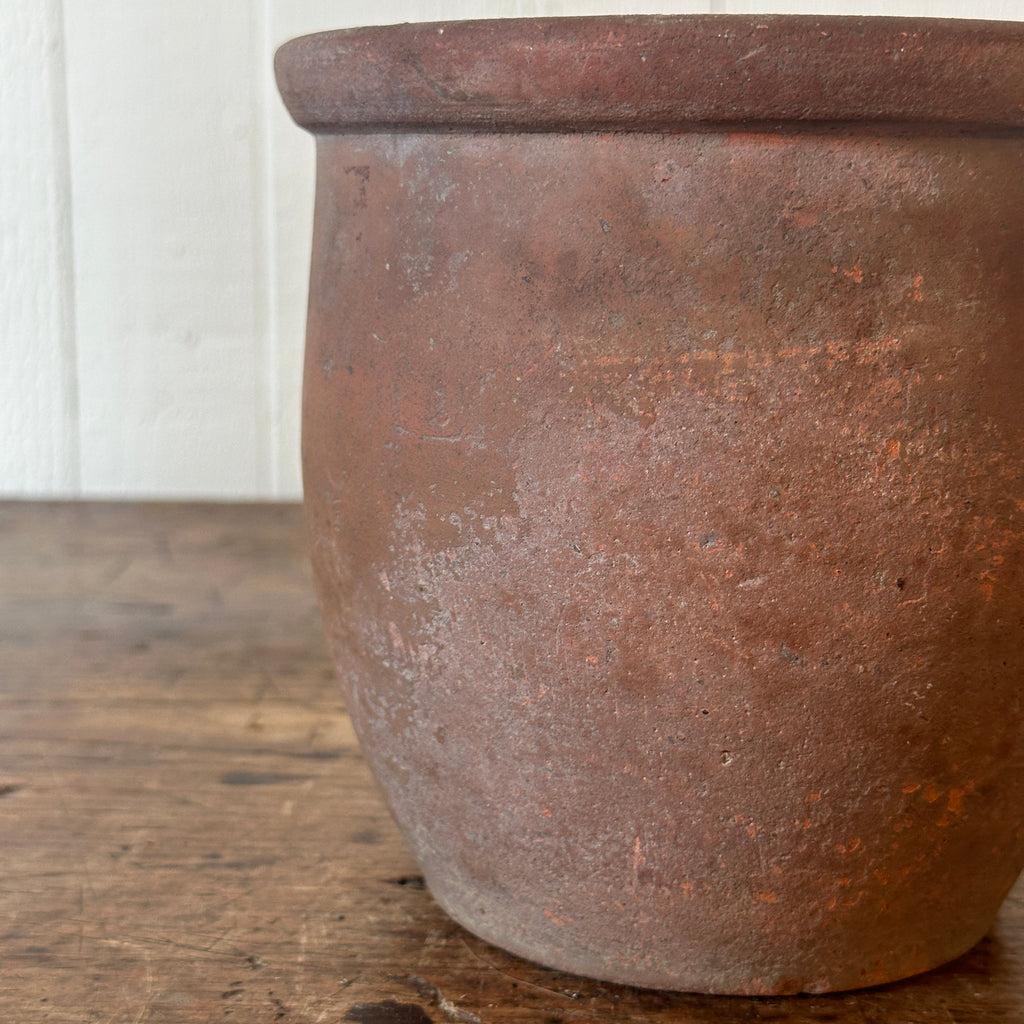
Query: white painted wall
1,0,78,495
2,0,1021,499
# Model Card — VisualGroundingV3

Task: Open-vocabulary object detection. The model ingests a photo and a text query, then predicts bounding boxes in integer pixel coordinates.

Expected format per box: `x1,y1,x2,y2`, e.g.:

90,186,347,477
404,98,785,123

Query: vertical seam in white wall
245,0,273,498
257,0,282,498
53,0,82,492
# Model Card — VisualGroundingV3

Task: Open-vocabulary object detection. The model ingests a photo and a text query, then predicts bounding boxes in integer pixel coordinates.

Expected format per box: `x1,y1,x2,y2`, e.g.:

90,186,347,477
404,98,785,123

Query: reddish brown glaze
277,16,1024,995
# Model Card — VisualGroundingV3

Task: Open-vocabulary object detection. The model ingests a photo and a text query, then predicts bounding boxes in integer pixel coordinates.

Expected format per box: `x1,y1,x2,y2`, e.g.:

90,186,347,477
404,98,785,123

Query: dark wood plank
1,501,1020,1023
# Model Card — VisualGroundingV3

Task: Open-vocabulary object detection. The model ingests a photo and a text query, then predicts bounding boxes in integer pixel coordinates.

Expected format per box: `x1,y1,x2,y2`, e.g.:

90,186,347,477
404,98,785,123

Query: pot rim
275,14,1024,135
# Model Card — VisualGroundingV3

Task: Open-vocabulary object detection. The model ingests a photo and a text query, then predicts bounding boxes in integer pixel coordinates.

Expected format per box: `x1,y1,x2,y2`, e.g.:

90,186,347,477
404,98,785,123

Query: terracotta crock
276,16,1024,995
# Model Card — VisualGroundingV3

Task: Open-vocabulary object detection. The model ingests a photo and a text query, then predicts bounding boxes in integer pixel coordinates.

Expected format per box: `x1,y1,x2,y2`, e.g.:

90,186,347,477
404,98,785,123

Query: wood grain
2,501,1021,1022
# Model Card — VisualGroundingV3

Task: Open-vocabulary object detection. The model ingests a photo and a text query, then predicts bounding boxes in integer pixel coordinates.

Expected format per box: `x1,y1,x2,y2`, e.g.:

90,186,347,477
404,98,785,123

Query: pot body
283,18,1024,995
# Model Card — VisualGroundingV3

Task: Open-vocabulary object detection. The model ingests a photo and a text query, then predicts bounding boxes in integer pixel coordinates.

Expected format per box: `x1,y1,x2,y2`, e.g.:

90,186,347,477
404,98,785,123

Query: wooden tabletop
2,501,1021,1023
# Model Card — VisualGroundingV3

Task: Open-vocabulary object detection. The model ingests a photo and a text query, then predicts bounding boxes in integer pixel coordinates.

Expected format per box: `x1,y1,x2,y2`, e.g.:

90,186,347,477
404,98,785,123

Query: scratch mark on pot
388,620,406,652
631,835,646,896
738,574,767,589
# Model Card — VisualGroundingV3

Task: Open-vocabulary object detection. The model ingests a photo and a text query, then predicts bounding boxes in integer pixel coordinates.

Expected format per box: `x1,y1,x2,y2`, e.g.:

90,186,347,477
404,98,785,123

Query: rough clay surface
275,15,1024,132
281,17,1024,996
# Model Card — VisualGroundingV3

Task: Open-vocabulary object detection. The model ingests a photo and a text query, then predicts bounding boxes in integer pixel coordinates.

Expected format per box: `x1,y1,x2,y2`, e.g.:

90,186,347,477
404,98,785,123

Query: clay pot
276,16,1024,995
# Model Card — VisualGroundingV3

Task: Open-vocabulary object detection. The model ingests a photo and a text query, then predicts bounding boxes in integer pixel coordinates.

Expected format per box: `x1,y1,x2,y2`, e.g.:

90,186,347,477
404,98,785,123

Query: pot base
426,867,998,995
